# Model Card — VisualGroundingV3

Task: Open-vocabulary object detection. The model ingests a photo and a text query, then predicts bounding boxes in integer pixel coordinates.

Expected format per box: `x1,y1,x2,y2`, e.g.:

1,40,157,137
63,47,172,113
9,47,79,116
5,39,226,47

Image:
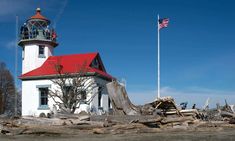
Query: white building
19,8,114,117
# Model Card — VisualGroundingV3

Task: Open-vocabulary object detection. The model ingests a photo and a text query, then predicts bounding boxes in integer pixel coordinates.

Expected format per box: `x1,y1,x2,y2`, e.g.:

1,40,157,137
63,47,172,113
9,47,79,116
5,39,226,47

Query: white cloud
128,86,235,109
161,86,235,108
0,0,31,16
128,90,156,105
52,0,68,28
0,0,68,22
5,40,16,49
0,40,16,50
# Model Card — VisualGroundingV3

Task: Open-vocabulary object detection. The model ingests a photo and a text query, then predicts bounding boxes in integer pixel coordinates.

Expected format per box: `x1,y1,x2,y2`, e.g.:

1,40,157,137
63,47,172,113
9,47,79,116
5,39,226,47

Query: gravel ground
1,128,235,141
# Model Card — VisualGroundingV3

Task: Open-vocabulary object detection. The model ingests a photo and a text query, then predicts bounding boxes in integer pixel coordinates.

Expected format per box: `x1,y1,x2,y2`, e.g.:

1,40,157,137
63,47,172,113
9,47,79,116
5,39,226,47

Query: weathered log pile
106,81,198,118
0,115,199,136
1,115,232,136
219,102,235,121
100,81,201,130
198,101,235,123
0,111,235,136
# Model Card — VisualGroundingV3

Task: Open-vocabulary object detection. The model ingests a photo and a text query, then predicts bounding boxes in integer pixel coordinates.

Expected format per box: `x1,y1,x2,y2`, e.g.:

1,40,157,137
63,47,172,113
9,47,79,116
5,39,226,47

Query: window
64,86,72,95
81,90,86,101
108,98,111,109
39,88,48,109
22,47,25,60
38,45,45,58
98,90,102,107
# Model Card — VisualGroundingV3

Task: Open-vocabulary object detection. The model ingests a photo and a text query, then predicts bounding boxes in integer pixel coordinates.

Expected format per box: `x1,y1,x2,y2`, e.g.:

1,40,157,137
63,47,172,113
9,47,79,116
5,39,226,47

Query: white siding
22,43,54,74
22,76,111,117
22,80,53,116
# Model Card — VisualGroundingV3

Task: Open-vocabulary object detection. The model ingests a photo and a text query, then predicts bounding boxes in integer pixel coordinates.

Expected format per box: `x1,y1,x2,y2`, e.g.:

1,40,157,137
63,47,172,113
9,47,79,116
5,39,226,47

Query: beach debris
106,81,198,118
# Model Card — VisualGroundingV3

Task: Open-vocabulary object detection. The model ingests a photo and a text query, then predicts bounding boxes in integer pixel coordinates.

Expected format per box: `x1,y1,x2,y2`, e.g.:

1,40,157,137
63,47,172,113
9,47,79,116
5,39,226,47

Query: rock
78,115,90,121
10,115,21,120
77,111,89,116
62,121,67,126
47,113,52,118
93,128,108,134
1,129,10,135
172,125,188,130
103,118,111,127
0,124,10,135
229,118,235,124
39,113,47,118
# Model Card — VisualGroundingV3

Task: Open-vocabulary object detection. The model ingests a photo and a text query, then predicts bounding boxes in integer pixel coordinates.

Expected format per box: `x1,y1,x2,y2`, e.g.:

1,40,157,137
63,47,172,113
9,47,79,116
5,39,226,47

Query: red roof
29,8,49,21
20,53,113,80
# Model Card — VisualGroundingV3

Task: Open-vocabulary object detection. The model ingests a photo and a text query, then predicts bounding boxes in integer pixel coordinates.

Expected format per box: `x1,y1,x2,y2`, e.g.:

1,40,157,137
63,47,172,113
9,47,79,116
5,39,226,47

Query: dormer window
38,45,45,58
91,58,99,69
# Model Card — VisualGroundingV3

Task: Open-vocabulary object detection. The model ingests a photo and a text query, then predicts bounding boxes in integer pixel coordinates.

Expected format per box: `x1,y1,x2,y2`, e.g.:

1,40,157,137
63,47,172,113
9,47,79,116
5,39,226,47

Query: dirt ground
1,128,235,141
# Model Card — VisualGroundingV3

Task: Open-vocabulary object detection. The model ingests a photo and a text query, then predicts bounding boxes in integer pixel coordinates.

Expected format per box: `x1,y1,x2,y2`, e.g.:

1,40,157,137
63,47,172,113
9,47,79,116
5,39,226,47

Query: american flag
158,18,169,30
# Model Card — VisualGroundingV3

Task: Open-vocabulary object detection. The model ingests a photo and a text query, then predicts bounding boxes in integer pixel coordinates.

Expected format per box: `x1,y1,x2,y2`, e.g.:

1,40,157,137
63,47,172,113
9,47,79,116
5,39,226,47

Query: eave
19,72,114,81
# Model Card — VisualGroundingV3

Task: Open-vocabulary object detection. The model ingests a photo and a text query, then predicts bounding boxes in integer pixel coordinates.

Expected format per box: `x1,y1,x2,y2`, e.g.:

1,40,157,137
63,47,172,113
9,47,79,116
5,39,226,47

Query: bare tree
49,60,102,114
0,61,16,115
0,88,3,113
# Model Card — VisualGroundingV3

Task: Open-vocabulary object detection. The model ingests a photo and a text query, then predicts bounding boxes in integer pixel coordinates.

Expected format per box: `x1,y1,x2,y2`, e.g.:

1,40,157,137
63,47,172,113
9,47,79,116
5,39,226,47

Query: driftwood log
161,116,194,124
90,115,162,124
220,111,235,118
106,81,141,115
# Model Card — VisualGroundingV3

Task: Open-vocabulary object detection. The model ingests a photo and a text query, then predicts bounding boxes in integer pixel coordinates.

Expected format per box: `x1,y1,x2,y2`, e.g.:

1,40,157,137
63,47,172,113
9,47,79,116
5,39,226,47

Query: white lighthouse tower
18,8,58,74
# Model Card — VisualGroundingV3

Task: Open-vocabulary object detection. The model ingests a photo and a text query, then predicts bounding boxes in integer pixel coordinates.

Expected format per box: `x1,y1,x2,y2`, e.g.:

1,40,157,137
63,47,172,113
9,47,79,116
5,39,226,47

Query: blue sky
0,0,235,108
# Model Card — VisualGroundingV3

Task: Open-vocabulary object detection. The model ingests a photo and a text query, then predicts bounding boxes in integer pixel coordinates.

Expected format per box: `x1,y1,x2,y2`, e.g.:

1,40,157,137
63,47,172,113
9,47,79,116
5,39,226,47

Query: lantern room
18,8,58,47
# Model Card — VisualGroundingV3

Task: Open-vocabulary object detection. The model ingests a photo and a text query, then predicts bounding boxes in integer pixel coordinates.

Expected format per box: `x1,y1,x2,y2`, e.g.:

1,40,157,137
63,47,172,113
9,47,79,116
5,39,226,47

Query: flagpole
157,14,160,99
15,16,18,116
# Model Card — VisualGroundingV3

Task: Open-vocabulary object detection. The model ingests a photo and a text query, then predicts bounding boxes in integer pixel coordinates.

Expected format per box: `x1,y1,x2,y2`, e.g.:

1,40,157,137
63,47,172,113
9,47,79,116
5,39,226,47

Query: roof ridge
51,52,99,58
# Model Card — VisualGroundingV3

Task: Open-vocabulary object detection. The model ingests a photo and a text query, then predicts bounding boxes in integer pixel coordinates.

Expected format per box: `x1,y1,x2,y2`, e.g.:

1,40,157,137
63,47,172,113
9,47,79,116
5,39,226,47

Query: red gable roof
20,52,113,80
